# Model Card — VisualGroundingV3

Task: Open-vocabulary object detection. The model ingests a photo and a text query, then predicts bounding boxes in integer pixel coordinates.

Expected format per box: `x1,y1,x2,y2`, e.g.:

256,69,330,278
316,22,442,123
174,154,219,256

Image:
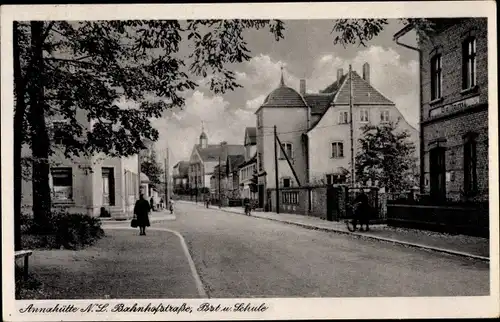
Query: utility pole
164,147,168,204
195,166,198,204
274,125,280,214
218,142,222,208
349,64,355,187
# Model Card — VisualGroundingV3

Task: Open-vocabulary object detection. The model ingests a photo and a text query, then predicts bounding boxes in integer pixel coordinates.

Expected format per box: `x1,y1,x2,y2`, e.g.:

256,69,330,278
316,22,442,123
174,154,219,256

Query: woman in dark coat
134,194,151,235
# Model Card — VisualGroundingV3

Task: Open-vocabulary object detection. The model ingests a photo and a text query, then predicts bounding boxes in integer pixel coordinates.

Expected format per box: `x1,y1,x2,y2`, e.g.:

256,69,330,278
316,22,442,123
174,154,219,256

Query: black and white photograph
1,2,498,321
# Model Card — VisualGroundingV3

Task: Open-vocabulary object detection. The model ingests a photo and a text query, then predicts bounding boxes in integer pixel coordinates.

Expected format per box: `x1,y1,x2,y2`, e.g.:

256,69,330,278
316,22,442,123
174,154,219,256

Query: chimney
300,79,306,95
362,62,370,83
337,68,343,82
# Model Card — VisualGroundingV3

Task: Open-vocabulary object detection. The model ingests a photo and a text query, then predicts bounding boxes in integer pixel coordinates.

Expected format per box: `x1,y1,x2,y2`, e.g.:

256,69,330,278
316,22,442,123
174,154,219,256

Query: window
331,142,344,158
283,178,291,188
50,168,73,201
464,134,478,195
380,110,390,122
462,37,477,90
326,174,346,185
430,54,442,100
258,152,263,171
282,191,299,205
338,111,349,124
51,120,71,145
360,109,369,122
280,142,293,160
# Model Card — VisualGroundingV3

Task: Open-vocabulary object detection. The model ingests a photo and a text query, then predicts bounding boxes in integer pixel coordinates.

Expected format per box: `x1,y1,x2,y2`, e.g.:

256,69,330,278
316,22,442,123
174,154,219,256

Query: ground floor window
326,174,346,185
282,191,299,205
50,167,73,201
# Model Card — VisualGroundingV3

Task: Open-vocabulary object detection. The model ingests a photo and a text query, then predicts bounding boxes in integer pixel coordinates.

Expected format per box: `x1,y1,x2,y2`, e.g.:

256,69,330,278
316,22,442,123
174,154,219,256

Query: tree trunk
29,21,52,233
13,22,26,250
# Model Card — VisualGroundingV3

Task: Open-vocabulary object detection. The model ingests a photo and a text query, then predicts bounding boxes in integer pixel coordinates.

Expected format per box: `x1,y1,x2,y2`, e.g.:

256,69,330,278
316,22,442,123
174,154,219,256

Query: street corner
28,228,205,299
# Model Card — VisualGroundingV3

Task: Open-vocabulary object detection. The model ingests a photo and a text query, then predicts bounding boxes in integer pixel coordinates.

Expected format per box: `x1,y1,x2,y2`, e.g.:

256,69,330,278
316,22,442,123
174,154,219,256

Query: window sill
53,200,75,206
330,157,345,159
429,97,443,105
460,85,479,96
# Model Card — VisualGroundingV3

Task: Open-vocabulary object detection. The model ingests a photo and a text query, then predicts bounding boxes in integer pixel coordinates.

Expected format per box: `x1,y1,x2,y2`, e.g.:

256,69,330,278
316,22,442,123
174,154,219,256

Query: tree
331,18,435,48
14,20,285,247
355,122,417,192
141,149,164,188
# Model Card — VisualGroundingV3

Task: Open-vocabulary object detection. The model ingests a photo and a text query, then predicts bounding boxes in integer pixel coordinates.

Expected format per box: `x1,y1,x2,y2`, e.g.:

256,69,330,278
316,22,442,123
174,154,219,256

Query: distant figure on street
134,194,151,236
205,196,210,208
159,197,164,210
243,197,251,215
168,198,174,214
353,191,371,231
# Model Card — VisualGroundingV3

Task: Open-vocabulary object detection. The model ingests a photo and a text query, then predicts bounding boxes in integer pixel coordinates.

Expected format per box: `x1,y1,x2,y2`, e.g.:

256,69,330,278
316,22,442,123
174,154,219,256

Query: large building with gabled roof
307,64,419,186
255,64,418,211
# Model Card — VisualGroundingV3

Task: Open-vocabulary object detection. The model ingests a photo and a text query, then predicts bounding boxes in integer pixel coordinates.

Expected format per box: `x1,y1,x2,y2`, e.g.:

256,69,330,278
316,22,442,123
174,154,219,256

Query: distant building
189,126,244,194
172,161,190,194
21,116,140,219
226,154,246,199
396,18,488,201
238,127,258,201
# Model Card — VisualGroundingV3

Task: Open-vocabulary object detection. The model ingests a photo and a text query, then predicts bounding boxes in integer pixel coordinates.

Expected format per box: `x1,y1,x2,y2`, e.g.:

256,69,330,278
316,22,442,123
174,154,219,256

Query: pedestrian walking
134,194,151,236
150,196,155,212
168,198,174,214
353,191,371,231
159,197,164,210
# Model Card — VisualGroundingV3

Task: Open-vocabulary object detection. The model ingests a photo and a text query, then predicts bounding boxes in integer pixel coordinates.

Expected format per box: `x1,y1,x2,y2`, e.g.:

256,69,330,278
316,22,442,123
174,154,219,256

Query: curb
184,201,490,262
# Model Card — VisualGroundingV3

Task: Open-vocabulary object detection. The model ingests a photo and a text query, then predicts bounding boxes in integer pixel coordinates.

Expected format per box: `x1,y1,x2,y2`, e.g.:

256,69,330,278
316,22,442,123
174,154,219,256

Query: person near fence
134,194,151,236
353,191,371,231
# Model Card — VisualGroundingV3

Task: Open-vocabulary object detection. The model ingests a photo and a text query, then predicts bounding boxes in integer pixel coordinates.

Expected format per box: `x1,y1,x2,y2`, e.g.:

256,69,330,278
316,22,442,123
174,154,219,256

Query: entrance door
102,168,115,206
258,184,264,208
326,186,338,221
429,148,446,200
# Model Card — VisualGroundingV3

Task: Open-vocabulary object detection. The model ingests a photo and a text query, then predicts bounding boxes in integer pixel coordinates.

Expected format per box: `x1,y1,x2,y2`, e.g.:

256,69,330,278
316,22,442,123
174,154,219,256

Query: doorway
429,147,446,200
102,167,115,206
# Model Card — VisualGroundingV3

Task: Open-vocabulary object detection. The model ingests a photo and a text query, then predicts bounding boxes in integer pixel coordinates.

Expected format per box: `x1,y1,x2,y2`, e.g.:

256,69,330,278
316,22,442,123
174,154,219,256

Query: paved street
153,202,489,298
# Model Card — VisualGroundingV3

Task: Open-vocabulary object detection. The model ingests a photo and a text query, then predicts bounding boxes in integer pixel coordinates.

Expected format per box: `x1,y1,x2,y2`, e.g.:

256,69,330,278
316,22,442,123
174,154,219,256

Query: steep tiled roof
320,74,347,94
196,144,245,162
173,161,190,177
238,152,257,168
244,127,257,145
304,93,335,115
262,85,307,108
227,154,246,173
333,71,394,105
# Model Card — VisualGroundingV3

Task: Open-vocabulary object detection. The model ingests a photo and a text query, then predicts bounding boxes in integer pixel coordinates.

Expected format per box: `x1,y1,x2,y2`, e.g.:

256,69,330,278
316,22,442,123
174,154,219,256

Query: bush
22,211,105,250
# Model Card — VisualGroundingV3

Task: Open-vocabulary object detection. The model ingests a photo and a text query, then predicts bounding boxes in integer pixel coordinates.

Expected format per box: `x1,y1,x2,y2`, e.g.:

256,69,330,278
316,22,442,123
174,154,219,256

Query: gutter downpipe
393,27,425,194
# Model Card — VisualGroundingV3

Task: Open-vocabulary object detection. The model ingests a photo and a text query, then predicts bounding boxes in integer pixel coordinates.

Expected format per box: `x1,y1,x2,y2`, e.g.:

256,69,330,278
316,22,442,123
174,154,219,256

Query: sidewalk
99,210,176,224
24,228,202,299
179,200,489,261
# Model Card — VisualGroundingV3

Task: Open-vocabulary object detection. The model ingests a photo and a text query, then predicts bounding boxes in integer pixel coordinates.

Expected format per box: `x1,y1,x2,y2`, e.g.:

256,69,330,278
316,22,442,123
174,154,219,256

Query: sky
149,19,420,168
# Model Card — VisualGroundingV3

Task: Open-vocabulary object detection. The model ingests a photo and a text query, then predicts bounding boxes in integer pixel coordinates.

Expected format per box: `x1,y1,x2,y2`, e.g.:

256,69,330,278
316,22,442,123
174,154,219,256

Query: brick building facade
418,18,488,201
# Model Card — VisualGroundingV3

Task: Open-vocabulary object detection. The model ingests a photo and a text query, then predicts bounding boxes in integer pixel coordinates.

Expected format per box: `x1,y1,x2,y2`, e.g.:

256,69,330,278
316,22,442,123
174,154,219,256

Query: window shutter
339,142,344,157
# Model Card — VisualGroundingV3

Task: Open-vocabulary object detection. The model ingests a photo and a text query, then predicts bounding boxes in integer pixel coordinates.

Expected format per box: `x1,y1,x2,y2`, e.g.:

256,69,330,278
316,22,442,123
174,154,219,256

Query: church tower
199,121,208,148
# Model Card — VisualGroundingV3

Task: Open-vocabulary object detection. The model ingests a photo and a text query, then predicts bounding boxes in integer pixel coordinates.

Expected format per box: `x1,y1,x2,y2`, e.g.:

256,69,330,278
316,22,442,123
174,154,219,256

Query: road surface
153,202,489,298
